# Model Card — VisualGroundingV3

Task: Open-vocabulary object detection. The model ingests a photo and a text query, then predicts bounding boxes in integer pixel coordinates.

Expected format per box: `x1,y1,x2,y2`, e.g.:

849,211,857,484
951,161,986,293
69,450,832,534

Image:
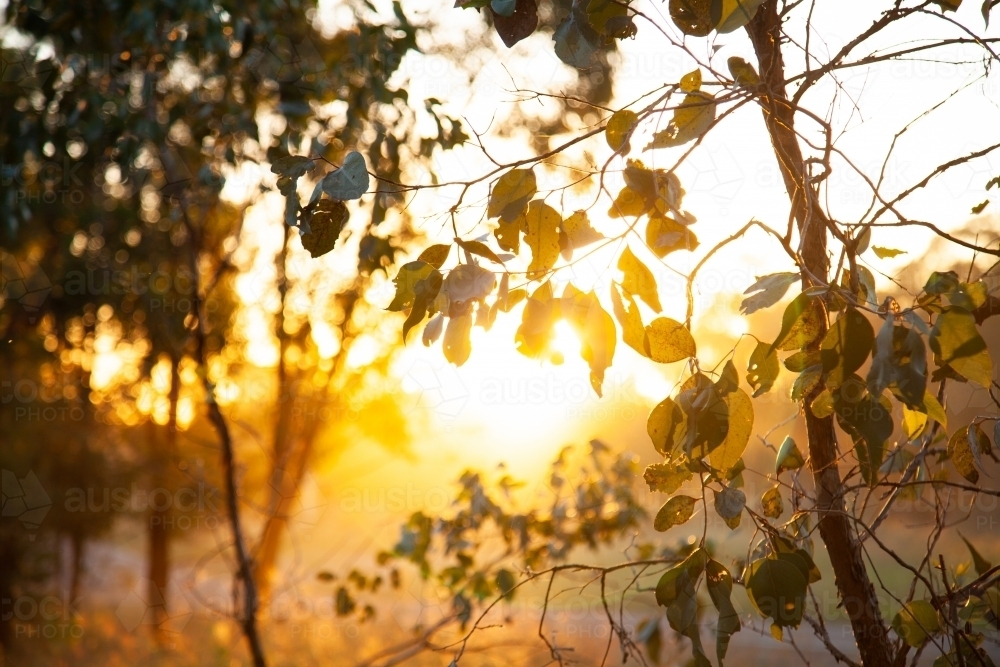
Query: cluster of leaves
319,441,661,631
457,0,638,65
270,151,371,258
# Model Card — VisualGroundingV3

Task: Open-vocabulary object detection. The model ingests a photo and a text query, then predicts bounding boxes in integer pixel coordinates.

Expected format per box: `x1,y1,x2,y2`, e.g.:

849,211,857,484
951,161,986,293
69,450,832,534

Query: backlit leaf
610,282,650,356
646,317,696,363
646,214,699,258
524,201,561,279
644,459,694,494
619,247,662,312
646,92,716,149
727,56,760,87
387,261,436,311
872,246,907,259
680,69,702,92
821,307,875,390
668,0,713,35
835,390,893,486
930,307,993,387
761,485,783,519
606,109,638,151
746,340,779,397
710,387,752,474
654,495,696,531
648,396,684,456
488,169,536,221
418,244,451,269
775,436,804,474
443,312,473,366
947,425,983,484
711,0,766,33
891,600,940,648
740,272,799,315
960,533,993,577
559,210,605,260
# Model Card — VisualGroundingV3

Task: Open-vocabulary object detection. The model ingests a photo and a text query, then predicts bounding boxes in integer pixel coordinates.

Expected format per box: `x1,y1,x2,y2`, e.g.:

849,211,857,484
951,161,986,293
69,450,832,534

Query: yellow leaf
608,185,648,218
618,246,662,312
679,69,702,92
727,56,760,87
605,109,638,151
646,317,696,363
646,92,716,149
488,169,537,220
443,313,473,366
610,282,649,356
524,201,561,279
710,388,753,473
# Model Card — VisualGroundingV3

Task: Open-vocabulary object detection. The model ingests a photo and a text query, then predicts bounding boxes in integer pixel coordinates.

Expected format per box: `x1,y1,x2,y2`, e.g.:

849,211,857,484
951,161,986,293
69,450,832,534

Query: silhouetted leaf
669,0,713,35
491,0,538,47
706,559,741,664
746,558,807,627
299,200,349,258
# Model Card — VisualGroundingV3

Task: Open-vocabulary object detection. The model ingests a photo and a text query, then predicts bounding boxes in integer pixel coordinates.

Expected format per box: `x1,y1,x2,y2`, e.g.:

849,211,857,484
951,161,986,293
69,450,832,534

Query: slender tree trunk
147,356,179,639
746,4,893,666
256,227,294,599
183,202,267,667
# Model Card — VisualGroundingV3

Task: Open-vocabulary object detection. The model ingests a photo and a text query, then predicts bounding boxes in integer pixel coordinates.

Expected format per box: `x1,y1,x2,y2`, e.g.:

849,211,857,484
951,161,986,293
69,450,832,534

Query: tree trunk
147,356,179,639
746,4,893,666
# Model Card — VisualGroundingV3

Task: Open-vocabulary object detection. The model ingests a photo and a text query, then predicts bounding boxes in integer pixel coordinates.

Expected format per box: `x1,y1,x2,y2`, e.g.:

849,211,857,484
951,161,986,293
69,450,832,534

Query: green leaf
646,92,716,149
746,340,779,397
930,307,993,387
867,320,927,406
775,436,805,474
299,200,349,258
675,375,729,458
646,317,696,363
655,548,707,607
746,557,807,627
710,387,753,474
606,109,639,151
835,390,893,487
587,0,628,33
668,0,714,36
711,0,766,32
610,282,650,357
820,307,875,390
524,201,561,279
488,169,537,221
740,272,799,315
321,151,370,200
891,600,940,648
648,396,685,456
872,246,907,259
960,533,993,577
706,559,741,664
713,486,745,529
646,214,699,258
654,495,696,531
644,459,694,494
618,246,662,312
761,485,783,519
